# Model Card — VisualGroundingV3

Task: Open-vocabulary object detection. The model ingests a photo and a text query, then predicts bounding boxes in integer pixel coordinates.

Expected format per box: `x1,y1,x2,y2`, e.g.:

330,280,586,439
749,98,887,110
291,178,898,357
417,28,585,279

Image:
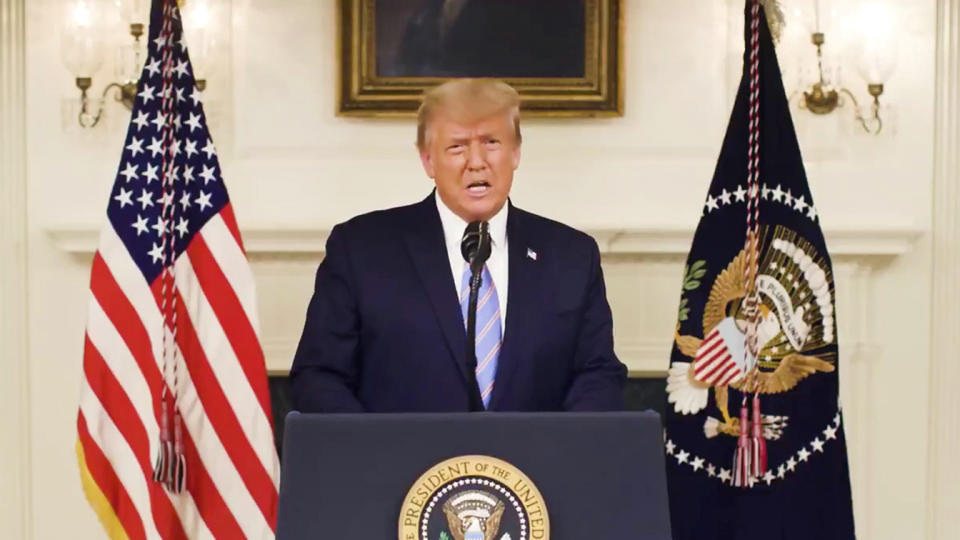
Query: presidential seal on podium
399,455,550,540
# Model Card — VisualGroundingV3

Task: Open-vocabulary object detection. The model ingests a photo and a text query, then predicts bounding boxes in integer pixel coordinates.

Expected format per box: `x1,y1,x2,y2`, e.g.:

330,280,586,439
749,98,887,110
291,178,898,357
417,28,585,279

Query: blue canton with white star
107,1,228,285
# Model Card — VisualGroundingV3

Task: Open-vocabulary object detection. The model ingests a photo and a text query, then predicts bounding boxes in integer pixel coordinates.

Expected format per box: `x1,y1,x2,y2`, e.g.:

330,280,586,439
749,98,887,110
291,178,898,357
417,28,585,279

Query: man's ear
419,147,436,178
511,143,522,170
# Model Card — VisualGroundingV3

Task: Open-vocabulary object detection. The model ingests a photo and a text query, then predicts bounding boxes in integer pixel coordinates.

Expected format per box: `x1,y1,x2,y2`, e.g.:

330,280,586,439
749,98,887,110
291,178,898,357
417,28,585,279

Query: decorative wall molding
47,224,921,259
0,0,31,538
927,0,960,537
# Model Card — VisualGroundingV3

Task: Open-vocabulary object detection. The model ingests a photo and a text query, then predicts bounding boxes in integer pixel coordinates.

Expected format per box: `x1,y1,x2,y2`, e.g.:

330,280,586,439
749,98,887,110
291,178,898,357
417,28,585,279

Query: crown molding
47,224,922,259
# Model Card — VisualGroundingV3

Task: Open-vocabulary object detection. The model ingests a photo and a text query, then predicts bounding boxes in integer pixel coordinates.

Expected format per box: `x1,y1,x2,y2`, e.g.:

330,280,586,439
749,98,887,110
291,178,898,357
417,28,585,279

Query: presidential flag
76,0,280,538
664,2,855,538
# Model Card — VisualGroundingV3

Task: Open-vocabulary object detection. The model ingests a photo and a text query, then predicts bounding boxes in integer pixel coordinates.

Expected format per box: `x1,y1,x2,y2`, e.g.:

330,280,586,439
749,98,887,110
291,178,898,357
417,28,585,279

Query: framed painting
338,0,623,117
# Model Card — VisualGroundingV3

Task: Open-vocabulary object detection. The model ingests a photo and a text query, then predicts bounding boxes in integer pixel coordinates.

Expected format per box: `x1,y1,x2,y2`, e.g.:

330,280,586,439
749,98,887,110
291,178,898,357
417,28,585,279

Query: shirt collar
435,191,508,250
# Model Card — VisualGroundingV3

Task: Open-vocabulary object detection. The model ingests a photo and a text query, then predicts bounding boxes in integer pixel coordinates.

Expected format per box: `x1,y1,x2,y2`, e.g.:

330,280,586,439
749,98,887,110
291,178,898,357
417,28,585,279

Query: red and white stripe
78,205,279,538
693,327,743,387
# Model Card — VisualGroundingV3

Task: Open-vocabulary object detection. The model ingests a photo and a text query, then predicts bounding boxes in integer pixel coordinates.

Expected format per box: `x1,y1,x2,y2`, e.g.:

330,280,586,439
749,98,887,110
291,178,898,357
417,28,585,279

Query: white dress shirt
435,193,509,329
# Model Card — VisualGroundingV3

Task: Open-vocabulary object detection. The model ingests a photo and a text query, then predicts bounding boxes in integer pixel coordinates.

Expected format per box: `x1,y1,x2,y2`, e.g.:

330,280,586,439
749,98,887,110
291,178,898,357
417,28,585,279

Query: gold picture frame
338,0,623,117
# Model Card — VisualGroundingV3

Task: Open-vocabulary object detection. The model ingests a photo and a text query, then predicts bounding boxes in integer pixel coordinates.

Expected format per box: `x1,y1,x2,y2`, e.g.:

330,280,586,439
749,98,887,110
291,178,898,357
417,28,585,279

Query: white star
176,35,187,51
763,470,775,485
185,112,202,132
665,440,676,455
144,58,161,77
152,35,167,50
175,86,185,103
793,194,807,211
777,464,786,479
189,87,202,106
202,139,217,159
175,217,189,238
786,457,797,471
834,412,842,425
733,185,747,202
142,163,159,184
771,184,784,202
719,189,732,205
148,241,165,264
691,457,704,472
199,164,217,184
137,189,155,210
798,448,811,462
706,464,717,477
807,205,818,220
675,450,689,464
138,84,155,104
179,191,192,211
784,189,794,206
762,184,771,200
126,137,144,157
151,216,167,237
824,425,838,440
182,165,195,184
131,214,150,236
132,110,150,131
148,137,164,157
705,196,719,212
119,162,139,182
196,190,213,211
150,111,167,131
156,190,174,209
173,59,189,78
114,187,134,208
718,468,732,483
184,138,198,158
811,437,825,452
170,138,182,158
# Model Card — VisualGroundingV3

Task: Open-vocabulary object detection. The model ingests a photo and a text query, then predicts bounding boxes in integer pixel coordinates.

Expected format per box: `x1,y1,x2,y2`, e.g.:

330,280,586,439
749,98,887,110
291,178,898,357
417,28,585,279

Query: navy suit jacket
290,194,626,412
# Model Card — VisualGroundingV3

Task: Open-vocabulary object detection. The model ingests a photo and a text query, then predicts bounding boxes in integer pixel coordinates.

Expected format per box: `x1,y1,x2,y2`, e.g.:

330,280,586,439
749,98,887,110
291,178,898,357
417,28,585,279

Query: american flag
76,1,279,538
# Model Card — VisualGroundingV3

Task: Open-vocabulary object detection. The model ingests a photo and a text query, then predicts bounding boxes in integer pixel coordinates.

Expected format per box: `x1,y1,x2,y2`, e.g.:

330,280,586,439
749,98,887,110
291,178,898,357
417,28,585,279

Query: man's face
419,111,521,222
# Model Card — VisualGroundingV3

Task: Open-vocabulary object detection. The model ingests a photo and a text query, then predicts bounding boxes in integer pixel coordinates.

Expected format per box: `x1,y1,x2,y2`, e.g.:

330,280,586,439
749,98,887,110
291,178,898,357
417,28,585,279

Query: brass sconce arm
75,77,139,128
838,85,883,135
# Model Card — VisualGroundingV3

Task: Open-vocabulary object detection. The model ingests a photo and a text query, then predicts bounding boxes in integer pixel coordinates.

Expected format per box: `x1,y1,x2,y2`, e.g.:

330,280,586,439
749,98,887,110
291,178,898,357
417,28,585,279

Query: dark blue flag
663,2,855,539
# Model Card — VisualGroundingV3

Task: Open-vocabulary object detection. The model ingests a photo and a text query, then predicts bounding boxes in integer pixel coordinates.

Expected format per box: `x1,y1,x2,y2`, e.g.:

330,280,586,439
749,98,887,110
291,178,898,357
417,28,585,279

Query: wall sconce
61,0,222,129
793,1,897,134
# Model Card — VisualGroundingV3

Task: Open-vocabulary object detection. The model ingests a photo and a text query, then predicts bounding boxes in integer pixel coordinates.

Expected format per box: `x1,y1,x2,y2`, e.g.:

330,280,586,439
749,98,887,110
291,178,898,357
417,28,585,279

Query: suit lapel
402,196,473,389
489,205,539,409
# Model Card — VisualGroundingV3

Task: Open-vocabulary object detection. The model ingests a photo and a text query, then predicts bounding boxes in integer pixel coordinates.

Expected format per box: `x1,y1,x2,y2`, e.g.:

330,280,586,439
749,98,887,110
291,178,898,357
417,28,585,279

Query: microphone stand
461,221,490,412
465,258,484,412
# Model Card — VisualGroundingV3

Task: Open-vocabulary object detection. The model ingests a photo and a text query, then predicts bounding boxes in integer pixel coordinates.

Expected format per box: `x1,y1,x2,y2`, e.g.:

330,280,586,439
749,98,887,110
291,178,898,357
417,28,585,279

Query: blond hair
416,79,522,150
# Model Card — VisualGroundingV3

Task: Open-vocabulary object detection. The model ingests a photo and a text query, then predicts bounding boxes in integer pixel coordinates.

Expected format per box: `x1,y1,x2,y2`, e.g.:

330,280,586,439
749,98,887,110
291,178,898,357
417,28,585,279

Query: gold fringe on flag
76,440,130,540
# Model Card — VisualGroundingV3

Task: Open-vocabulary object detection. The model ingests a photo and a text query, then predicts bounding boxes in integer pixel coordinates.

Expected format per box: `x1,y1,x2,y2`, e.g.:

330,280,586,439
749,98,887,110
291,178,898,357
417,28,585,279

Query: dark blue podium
277,411,671,539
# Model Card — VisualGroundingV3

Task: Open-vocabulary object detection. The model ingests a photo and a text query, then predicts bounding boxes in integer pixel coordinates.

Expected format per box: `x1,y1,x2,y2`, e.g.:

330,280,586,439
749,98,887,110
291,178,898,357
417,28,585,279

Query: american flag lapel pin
526,248,537,261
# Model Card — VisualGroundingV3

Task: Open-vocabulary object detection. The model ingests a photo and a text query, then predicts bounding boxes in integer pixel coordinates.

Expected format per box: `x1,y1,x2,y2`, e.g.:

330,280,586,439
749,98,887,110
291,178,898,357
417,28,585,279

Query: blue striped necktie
459,264,501,409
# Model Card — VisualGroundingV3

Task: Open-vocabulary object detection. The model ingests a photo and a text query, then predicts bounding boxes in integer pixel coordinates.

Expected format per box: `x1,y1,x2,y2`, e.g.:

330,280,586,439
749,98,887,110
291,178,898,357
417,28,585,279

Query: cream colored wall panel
1,0,31,537
928,0,960,537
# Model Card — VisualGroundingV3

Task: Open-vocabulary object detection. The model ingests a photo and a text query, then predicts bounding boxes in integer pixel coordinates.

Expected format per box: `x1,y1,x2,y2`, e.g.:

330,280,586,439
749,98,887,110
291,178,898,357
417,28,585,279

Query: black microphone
460,221,492,272
460,221,491,411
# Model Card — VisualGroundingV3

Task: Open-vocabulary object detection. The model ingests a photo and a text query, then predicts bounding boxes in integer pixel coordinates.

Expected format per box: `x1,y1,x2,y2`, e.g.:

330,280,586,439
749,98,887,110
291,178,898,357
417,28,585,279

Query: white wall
4,0,949,538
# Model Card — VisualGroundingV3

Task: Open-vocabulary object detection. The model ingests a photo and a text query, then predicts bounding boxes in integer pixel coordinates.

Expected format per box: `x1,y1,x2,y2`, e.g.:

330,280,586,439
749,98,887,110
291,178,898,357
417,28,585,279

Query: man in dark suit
291,79,625,413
